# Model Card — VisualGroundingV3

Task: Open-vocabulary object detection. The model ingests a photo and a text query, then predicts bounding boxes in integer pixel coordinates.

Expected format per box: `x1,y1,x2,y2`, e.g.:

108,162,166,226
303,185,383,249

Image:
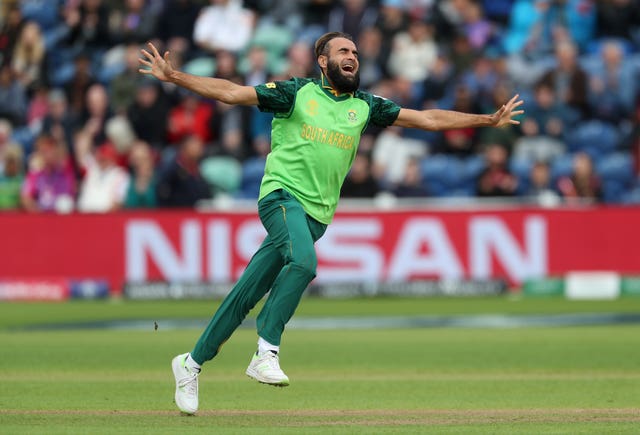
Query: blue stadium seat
509,157,534,193
595,153,634,185
623,185,640,204
200,156,242,195
550,153,575,182
237,157,266,199
596,152,635,203
565,120,621,156
420,155,465,197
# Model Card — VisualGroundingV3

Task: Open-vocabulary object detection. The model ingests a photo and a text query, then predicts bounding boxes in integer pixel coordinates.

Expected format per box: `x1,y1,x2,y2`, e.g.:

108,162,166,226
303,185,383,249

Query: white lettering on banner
235,220,267,277
469,216,547,281
126,220,202,282
207,221,231,283
388,218,464,280
123,214,548,285
316,220,384,282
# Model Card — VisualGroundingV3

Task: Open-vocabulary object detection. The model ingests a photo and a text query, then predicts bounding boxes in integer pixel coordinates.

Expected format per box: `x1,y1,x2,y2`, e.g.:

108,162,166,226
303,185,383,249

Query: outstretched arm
138,42,259,106
393,94,524,130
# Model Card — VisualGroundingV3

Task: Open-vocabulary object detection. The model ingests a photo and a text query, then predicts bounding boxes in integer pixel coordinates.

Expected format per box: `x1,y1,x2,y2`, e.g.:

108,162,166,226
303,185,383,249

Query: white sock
257,337,279,356
185,353,201,373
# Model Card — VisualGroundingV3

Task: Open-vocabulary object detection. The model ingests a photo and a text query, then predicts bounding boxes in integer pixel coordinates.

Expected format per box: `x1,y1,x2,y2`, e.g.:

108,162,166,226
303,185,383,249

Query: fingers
148,42,161,58
140,48,153,62
138,57,151,67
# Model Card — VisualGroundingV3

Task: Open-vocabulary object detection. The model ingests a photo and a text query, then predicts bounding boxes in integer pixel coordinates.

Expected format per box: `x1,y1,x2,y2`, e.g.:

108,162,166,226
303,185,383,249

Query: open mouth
342,64,355,75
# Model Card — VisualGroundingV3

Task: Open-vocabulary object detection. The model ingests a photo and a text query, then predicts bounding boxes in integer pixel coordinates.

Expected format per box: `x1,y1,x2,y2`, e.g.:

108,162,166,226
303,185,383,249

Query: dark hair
314,32,354,59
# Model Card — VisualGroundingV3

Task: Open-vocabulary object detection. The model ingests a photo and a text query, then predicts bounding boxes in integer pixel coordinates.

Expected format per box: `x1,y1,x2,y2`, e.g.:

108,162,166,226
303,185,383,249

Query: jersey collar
320,73,354,100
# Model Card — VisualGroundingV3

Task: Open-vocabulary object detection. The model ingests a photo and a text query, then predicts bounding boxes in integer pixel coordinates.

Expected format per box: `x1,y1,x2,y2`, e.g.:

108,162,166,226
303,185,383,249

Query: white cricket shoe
245,351,290,386
171,353,199,414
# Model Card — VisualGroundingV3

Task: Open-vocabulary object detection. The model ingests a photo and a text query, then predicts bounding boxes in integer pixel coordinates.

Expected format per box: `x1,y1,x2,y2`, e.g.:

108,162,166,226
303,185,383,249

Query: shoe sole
245,368,290,387
172,356,197,415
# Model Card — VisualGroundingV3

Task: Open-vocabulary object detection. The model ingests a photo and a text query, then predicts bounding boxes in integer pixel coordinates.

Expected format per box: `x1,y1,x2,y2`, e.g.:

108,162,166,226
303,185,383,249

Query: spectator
167,91,214,145
391,156,429,197
456,0,495,51
434,85,481,156
421,51,455,105
40,89,79,170
327,0,378,42
211,52,250,158
0,143,24,210
64,52,97,118
476,143,518,196
125,140,157,208
461,54,500,111
63,0,111,52
587,40,636,123
193,0,255,54
77,83,111,149
375,0,409,70
557,152,602,203
243,45,270,87
108,0,159,45
26,82,49,128
387,18,438,83
109,43,145,113
522,81,573,139
156,135,211,207
341,153,380,198
0,119,18,173
21,135,75,213
20,0,64,32
503,0,596,57
0,4,25,67
284,41,315,79
155,0,201,58
526,160,561,205
0,64,27,125
372,126,428,186
355,27,385,90
11,21,46,92
76,141,130,212
538,40,589,118
126,80,169,148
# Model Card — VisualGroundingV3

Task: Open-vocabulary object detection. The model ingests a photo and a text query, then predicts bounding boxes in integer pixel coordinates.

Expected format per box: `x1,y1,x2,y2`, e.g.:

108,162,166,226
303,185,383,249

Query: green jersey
255,77,401,224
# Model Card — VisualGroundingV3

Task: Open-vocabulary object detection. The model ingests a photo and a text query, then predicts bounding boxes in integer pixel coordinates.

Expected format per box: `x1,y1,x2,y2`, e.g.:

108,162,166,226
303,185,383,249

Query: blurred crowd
1,0,640,213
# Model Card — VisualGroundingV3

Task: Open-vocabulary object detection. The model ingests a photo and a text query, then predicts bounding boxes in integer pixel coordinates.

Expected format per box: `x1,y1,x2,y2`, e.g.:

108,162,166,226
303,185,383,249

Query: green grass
1,297,640,433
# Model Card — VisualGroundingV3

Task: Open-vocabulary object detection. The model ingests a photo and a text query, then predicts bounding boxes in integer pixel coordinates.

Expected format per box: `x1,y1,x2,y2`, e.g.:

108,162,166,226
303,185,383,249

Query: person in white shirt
77,142,130,212
193,0,255,54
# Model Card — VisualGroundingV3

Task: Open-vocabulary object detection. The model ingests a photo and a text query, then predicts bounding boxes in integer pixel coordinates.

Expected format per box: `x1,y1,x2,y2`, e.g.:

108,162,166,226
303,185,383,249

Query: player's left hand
490,94,524,127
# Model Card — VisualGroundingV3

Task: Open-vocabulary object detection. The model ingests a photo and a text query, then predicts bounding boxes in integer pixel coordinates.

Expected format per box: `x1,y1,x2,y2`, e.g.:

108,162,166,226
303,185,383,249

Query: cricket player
139,31,523,414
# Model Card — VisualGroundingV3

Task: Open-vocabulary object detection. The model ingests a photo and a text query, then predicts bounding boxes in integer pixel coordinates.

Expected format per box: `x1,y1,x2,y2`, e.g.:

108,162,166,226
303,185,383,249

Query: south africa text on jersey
300,123,356,151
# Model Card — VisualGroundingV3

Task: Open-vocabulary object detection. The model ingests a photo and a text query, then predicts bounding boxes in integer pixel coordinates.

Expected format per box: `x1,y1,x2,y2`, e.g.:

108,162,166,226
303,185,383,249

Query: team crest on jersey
265,82,276,88
307,99,319,116
347,109,358,123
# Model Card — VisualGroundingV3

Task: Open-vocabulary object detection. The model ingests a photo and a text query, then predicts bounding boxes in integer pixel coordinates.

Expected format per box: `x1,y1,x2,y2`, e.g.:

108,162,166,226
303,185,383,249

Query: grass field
1,296,640,434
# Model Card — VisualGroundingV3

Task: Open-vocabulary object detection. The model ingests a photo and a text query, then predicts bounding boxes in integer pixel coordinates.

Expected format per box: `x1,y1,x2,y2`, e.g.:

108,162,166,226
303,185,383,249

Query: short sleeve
368,95,401,127
254,79,299,114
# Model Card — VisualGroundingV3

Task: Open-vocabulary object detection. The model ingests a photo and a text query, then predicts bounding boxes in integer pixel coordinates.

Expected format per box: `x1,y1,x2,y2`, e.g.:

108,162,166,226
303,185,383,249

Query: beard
326,58,360,94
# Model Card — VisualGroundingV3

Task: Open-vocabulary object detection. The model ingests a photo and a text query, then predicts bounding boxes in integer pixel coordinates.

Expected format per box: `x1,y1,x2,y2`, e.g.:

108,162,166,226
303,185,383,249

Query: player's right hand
138,42,174,82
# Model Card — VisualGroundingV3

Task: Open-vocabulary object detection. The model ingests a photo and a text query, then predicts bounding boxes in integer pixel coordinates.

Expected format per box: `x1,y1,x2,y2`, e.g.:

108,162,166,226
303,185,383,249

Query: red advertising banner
1,206,640,294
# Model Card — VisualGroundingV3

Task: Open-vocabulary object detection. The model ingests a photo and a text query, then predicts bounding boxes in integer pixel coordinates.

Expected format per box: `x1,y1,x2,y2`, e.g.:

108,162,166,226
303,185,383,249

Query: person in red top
167,91,214,145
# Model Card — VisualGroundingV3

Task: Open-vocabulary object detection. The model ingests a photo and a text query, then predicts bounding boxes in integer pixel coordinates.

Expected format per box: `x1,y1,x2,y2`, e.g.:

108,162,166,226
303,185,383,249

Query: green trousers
191,189,327,364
